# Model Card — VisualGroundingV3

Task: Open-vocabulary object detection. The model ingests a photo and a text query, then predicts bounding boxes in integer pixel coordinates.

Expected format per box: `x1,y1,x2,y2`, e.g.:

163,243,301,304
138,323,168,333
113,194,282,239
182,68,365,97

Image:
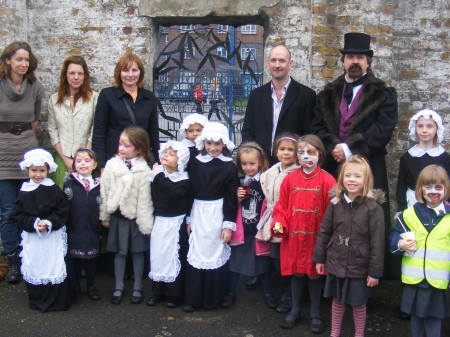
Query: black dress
16,184,77,312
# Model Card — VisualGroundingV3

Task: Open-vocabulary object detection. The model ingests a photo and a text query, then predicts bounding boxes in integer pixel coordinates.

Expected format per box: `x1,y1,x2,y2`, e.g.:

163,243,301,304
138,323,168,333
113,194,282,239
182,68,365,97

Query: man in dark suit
241,45,316,162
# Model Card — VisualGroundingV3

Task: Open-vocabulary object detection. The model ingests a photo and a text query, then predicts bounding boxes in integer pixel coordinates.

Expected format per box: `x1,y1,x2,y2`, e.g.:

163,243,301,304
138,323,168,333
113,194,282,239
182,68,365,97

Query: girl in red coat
272,134,335,332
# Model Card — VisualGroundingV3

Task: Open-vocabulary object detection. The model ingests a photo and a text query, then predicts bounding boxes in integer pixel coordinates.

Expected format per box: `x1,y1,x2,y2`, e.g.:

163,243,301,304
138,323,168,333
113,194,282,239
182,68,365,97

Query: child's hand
221,228,232,243
273,222,284,234
187,224,191,236
399,238,416,254
152,163,159,170
316,263,325,275
237,187,247,199
37,221,48,231
102,221,110,228
366,276,379,287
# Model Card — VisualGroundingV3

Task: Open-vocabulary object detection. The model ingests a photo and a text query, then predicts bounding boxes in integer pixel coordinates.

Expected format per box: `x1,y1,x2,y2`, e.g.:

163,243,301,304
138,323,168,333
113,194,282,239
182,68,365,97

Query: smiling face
276,140,297,170
27,164,48,184
186,123,204,142
297,142,319,172
240,151,260,177
120,61,140,89
204,139,225,157
267,46,293,83
74,151,97,177
422,184,445,208
343,163,365,200
66,63,85,91
118,134,139,159
343,53,369,81
161,147,179,173
416,116,438,145
6,48,29,79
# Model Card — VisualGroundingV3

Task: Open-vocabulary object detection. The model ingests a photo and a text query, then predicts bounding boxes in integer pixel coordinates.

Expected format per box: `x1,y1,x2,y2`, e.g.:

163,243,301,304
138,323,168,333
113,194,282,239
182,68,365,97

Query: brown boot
6,251,21,284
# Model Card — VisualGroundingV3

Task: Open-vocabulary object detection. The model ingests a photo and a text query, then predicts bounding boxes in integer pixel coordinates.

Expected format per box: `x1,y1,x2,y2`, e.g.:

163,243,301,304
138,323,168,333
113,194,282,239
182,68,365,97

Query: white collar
408,144,445,158
345,72,367,84
149,165,189,182
123,157,137,165
343,193,353,203
195,153,233,163
428,202,446,216
244,172,260,183
21,178,55,192
271,77,291,94
181,138,196,147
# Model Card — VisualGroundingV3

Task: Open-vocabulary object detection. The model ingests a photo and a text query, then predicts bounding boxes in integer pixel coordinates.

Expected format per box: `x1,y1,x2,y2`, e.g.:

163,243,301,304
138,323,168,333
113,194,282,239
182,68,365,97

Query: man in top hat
311,32,399,277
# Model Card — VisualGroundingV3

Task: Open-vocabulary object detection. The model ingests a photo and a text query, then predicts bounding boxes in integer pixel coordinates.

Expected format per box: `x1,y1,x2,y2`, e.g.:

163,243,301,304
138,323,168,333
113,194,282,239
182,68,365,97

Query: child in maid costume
17,149,76,312
179,113,209,160
147,140,191,308
183,122,239,312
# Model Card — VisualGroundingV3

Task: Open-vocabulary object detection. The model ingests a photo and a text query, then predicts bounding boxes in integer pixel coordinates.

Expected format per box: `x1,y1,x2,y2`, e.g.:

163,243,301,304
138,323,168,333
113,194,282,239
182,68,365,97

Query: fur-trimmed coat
310,71,397,195
99,156,153,235
313,189,385,279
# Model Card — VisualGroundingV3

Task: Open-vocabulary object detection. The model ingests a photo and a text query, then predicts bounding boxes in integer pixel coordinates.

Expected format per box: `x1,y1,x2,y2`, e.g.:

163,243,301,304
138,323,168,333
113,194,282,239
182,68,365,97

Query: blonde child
17,149,75,312
183,122,238,312
223,142,274,308
397,109,450,211
272,135,336,332
259,132,300,313
179,113,209,159
313,155,385,337
64,148,102,301
147,140,191,308
100,127,154,305
390,165,450,337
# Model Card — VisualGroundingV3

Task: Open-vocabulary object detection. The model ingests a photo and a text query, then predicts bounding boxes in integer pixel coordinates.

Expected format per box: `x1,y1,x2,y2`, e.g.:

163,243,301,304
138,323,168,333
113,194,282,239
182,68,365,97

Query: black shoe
146,295,162,306
245,276,261,290
276,293,292,314
6,252,21,284
110,289,123,305
87,286,102,301
221,293,236,308
182,304,195,313
166,301,178,308
264,293,278,309
310,318,324,334
280,313,300,329
131,290,143,304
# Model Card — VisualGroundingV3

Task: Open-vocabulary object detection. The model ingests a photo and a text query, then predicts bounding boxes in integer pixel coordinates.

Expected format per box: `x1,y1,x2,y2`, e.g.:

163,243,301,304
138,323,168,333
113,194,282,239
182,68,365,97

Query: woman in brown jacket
313,155,385,337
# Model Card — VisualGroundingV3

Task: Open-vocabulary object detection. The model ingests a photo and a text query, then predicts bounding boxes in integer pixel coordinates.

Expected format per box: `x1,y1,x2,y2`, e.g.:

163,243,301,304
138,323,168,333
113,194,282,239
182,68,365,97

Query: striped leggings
330,297,366,337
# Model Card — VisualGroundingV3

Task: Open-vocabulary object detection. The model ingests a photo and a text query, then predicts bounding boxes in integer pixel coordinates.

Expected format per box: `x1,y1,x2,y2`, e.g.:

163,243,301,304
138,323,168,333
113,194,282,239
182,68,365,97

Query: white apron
149,214,185,282
20,226,67,285
187,198,231,269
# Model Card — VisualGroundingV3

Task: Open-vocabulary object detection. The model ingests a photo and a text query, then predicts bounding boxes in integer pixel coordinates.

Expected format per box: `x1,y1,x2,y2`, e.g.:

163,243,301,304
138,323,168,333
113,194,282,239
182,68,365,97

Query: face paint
297,143,319,171
422,184,445,207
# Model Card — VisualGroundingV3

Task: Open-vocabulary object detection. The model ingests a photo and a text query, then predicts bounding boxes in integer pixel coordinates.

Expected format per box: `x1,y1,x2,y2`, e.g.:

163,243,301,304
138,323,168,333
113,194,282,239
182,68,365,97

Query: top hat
340,33,373,57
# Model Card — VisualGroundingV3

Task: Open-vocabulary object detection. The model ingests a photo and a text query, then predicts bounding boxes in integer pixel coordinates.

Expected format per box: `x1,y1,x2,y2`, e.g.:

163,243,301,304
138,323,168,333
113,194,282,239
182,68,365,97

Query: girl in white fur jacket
100,127,154,306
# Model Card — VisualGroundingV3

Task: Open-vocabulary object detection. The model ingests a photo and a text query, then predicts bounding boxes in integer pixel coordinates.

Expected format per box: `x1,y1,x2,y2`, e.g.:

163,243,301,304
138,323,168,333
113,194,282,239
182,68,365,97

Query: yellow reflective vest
401,207,450,289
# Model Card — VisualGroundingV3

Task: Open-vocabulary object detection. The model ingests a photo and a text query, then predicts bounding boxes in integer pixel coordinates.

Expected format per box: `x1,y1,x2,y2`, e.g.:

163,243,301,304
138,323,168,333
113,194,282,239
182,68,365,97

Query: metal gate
154,24,264,145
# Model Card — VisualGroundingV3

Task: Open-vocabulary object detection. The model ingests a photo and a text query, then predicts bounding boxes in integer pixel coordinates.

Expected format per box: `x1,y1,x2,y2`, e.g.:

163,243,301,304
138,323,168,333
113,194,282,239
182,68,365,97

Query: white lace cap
179,113,209,139
159,140,190,172
195,122,235,152
409,109,445,143
19,148,58,173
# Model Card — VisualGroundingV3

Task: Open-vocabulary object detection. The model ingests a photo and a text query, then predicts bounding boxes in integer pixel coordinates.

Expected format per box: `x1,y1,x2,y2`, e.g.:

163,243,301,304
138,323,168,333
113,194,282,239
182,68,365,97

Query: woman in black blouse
92,53,159,167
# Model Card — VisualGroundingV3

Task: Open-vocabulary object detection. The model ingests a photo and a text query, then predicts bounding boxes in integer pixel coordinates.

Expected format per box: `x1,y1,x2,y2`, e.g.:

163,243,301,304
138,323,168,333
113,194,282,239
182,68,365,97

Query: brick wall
0,0,449,214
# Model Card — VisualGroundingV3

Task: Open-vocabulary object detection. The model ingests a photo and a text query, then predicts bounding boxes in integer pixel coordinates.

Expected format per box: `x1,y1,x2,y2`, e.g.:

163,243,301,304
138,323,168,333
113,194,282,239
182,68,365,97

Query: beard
346,64,363,80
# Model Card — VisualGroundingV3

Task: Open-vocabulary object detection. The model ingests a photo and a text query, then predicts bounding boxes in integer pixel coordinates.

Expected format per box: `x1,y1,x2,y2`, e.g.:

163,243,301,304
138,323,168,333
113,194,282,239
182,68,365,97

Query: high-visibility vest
401,207,450,289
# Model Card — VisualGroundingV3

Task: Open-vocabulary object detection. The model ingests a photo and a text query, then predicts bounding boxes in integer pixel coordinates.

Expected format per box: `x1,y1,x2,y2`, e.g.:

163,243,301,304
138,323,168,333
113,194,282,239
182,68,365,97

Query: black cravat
343,74,368,105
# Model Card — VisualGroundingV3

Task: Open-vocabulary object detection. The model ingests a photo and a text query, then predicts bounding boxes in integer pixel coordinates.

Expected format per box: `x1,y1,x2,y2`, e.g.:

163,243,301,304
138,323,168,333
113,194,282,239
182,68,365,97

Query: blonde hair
336,155,374,199
236,142,269,176
415,164,450,204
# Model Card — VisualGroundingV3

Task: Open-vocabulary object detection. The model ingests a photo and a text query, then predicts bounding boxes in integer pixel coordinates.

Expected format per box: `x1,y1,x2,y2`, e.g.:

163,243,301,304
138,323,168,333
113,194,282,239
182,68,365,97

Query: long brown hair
120,127,152,164
0,41,38,83
113,53,145,88
56,56,92,105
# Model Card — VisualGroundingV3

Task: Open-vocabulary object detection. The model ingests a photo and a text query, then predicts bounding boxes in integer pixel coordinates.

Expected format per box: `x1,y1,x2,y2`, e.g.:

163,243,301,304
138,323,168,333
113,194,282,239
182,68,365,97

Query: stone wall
0,0,449,212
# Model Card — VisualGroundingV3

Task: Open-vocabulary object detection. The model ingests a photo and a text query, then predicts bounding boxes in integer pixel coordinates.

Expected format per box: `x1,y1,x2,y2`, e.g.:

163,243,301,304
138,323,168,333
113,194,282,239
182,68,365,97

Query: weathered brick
312,5,327,14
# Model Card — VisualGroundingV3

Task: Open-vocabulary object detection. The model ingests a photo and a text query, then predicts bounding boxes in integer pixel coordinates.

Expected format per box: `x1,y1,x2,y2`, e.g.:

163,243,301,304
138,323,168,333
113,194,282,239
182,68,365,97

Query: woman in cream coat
47,56,98,188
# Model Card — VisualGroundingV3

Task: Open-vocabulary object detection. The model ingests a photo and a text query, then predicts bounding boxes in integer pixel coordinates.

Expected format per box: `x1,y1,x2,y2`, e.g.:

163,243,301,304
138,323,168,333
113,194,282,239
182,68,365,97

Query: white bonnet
19,148,58,173
195,122,235,152
179,113,209,139
159,140,190,172
409,109,444,143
